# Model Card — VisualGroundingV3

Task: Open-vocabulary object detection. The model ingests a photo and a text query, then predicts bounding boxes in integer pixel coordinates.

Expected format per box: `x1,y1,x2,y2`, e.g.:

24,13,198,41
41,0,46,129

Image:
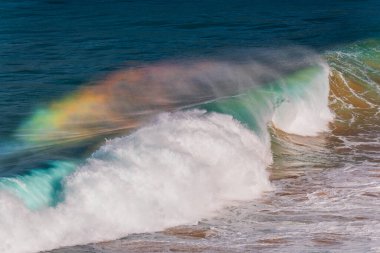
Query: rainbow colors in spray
2,40,380,253
16,52,329,146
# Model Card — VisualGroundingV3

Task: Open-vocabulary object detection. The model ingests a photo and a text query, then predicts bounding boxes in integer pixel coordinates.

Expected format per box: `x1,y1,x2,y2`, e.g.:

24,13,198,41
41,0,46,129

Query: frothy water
1,111,274,253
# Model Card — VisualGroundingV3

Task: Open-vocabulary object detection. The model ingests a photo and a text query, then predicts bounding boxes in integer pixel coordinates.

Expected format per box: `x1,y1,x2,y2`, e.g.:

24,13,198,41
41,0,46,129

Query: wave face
0,49,334,253
0,161,76,210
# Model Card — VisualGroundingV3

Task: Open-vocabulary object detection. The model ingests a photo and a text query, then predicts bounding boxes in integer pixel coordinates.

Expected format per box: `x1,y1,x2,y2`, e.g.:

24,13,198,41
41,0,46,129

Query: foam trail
0,111,272,253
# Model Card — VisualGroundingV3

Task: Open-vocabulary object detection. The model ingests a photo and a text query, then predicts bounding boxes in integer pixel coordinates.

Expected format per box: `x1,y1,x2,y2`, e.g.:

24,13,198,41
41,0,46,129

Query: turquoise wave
0,161,76,210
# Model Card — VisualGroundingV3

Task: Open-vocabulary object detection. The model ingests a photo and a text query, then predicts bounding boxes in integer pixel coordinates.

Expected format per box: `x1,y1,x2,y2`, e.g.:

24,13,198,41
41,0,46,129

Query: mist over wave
0,48,335,253
15,48,323,146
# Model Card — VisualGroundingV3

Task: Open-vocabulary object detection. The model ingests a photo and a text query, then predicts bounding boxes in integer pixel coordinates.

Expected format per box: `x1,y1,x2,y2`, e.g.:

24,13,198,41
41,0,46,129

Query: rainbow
16,60,327,146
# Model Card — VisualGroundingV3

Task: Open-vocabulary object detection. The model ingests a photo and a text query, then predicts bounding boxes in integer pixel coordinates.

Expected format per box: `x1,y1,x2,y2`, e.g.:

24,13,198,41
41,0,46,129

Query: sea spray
15,48,323,146
0,51,334,253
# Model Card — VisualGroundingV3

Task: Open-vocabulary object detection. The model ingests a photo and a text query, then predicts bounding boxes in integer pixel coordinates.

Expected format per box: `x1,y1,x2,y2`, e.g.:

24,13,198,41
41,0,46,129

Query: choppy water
0,1,379,253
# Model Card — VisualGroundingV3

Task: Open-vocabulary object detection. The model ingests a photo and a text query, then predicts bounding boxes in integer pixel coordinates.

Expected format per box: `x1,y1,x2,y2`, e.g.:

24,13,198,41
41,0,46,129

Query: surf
4,45,370,253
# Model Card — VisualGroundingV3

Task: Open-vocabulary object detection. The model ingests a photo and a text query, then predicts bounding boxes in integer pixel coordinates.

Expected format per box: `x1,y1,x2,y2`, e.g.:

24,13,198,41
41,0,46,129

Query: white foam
0,111,272,253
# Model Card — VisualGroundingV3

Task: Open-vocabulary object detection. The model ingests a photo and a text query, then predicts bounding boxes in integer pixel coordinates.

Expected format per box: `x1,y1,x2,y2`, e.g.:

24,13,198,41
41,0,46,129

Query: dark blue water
1,0,380,139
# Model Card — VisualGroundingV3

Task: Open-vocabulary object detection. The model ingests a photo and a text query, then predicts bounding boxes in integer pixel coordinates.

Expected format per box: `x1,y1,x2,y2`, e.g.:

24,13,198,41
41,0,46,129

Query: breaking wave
0,48,336,253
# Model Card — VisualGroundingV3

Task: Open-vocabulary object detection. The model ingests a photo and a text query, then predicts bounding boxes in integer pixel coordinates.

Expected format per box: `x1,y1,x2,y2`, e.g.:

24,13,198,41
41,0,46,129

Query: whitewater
0,50,336,253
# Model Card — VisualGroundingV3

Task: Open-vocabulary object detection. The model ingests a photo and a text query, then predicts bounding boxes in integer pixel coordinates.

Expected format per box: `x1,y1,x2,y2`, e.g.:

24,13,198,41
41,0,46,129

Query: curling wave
0,49,334,253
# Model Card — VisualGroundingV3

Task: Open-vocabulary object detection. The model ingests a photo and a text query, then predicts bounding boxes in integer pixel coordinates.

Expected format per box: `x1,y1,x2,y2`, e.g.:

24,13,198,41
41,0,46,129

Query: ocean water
0,1,379,252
